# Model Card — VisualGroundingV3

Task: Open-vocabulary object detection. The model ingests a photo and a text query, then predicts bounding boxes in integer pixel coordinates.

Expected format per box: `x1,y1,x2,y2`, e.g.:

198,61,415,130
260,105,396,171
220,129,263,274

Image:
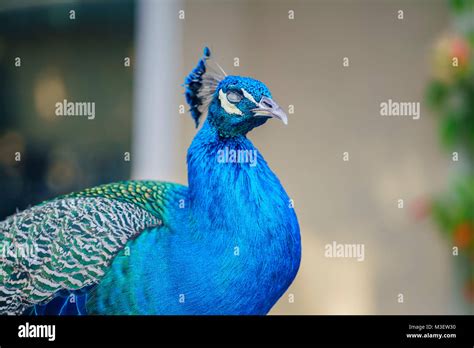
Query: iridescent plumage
0,48,301,315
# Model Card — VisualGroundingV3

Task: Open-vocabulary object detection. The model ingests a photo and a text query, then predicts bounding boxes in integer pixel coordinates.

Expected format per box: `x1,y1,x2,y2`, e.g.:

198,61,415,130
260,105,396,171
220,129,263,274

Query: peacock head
184,47,288,137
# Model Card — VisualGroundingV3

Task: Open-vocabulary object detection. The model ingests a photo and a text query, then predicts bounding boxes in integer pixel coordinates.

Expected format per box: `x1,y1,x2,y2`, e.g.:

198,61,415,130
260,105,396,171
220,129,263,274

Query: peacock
0,47,301,315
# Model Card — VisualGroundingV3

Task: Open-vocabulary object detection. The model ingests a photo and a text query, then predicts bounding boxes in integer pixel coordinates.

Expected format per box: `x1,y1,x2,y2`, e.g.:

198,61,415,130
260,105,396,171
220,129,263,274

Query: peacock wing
0,180,185,315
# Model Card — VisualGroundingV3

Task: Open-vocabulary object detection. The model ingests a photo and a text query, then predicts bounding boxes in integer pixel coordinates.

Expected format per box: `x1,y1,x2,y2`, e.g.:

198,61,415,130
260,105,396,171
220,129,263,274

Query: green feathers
58,181,184,220
0,180,187,314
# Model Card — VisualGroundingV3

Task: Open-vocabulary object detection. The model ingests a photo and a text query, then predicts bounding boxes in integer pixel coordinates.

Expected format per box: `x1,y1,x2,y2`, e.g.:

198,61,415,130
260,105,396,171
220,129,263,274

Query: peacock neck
186,120,298,244
181,120,301,313
187,121,257,240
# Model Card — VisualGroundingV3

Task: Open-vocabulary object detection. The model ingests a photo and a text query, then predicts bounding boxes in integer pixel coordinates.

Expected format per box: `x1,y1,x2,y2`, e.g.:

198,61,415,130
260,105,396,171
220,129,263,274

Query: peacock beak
251,96,288,125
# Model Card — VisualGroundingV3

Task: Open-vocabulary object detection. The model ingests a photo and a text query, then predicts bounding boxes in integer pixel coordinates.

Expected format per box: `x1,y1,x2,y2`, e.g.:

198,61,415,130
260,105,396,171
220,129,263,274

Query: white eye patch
219,89,243,115
241,88,258,105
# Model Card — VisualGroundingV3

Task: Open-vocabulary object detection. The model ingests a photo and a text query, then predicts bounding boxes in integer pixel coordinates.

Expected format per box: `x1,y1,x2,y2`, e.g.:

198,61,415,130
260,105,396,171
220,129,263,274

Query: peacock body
0,48,301,315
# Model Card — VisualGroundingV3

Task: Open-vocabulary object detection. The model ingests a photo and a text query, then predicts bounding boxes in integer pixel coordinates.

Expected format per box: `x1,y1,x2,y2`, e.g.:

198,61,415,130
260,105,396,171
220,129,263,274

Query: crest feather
184,47,225,127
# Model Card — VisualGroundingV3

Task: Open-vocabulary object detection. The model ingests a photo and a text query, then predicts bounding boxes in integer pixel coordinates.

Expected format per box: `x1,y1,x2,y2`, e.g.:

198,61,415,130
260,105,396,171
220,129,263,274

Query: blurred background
0,0,473,314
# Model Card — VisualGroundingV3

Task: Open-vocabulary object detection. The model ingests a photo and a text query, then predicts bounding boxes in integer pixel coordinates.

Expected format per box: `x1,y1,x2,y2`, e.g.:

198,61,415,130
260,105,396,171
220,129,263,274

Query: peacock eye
226,91,243,103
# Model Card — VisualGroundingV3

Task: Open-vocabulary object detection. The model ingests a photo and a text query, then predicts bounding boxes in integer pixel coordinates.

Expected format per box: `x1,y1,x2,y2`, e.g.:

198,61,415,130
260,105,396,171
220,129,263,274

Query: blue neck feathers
92,117,301,315
183,119,301,313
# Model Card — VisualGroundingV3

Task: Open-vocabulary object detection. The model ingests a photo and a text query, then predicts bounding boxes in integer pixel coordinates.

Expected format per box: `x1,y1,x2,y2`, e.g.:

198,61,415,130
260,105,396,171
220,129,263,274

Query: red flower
454,222,473,249
432,34,470,83
451,37,470,69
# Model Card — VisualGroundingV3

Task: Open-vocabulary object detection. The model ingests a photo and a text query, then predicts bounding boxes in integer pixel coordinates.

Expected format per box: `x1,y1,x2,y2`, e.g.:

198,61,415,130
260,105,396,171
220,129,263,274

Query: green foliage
426,80,448,108
427,2,474,303
450,0,474,13
439,115,460,148
431,177,474,241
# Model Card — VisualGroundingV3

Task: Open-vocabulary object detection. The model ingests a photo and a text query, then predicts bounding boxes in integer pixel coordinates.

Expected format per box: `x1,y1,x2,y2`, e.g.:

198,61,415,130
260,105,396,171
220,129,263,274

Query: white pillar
132,0,183,181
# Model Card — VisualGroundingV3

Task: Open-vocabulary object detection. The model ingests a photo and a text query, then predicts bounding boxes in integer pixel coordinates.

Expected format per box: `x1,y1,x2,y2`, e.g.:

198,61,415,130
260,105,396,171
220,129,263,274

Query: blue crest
184,47,225,127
